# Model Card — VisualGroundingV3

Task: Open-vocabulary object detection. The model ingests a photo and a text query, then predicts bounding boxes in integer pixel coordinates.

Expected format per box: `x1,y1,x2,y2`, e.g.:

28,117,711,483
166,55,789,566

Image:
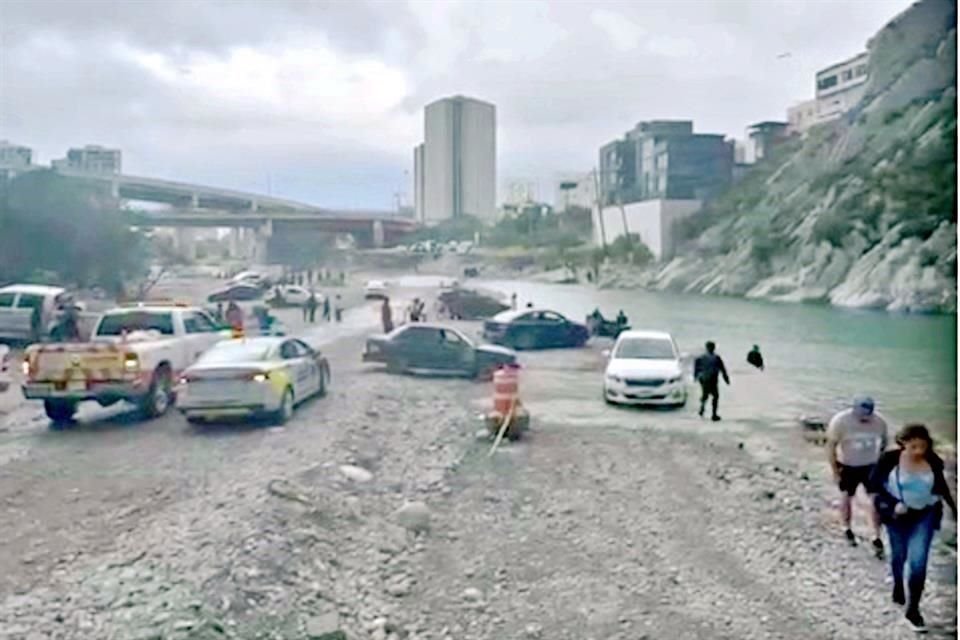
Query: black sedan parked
208,283,264,303
483,309,589,350
363,324,516,378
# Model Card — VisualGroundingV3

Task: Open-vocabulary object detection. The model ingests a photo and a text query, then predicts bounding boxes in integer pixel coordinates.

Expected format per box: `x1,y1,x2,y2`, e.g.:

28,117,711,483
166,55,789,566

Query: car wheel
139,366,173,419
274,387,294,425
44,399,77,424
318,364,330,396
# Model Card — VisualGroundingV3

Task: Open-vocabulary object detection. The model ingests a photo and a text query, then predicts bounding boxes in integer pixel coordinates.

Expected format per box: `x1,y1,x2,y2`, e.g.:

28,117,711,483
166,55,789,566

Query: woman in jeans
869,424,957,632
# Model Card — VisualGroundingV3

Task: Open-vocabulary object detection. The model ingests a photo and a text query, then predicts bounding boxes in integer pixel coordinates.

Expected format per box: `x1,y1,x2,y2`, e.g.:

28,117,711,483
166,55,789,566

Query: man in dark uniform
694,341,730,422
747,345,764,371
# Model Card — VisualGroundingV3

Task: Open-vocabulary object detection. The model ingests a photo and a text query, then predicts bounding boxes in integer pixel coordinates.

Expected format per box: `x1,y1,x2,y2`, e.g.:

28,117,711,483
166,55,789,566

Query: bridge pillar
253,220,273,264
372,220,384,248
174,227,197,261
191,192,200,208
250,199,258,212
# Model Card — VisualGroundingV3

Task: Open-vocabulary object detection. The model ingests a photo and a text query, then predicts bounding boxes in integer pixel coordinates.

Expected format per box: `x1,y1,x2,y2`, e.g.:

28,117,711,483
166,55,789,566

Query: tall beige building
414,95,496,223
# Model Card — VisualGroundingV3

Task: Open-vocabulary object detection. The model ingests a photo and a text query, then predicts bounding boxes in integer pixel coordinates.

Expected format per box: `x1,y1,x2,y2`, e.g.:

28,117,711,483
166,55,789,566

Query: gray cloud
0,0,915,207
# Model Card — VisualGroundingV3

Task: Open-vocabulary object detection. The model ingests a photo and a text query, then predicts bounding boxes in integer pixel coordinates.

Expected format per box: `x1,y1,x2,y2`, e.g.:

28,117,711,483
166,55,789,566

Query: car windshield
96,312,175,336
198,342,274,364
615,338,676,360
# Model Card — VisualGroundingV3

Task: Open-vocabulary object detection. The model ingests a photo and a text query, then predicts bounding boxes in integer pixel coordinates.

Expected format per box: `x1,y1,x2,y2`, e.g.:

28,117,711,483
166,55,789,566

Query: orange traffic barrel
492,364,520,414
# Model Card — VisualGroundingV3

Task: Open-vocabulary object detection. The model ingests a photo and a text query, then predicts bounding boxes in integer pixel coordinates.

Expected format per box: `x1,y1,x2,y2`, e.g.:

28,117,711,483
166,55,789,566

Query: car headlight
606,374,622,383
668,376,682,384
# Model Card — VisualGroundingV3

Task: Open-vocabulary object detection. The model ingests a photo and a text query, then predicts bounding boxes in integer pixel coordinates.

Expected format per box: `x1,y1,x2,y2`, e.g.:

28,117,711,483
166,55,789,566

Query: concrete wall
593,199,701,260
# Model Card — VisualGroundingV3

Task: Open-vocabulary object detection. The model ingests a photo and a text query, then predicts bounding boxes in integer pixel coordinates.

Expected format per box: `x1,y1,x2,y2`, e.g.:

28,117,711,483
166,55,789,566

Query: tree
0,170,148,293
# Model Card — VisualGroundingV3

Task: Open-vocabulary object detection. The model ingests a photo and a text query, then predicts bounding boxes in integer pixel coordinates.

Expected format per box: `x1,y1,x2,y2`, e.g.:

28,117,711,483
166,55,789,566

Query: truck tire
44,400,77,424
139,366,173,419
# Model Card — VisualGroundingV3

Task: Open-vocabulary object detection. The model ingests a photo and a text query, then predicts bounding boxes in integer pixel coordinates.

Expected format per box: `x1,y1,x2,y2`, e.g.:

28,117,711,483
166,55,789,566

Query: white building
0,140,33,169
594,199,701,260
414,95,497,224
815,52,869,122
554,172,597,211
53,145,122,174
787,99,819,135
787,52,869,134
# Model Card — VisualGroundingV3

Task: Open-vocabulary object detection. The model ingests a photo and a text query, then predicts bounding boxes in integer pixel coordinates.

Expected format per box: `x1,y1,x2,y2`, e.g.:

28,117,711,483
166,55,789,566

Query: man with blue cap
826,395,889,557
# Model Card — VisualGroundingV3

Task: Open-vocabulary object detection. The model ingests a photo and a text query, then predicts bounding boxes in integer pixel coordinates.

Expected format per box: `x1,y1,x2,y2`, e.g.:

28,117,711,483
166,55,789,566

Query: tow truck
21,302,231,423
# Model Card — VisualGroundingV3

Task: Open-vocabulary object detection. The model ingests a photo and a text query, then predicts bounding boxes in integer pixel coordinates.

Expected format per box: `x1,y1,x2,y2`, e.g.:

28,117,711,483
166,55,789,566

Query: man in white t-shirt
826,396,889,557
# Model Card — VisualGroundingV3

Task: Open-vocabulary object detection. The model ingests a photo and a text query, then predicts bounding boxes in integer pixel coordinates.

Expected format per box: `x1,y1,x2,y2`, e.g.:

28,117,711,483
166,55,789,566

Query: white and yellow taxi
176,336,330,425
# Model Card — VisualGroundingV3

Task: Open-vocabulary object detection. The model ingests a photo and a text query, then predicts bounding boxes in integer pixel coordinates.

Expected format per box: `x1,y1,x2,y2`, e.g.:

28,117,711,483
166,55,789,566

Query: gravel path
0,300,955,639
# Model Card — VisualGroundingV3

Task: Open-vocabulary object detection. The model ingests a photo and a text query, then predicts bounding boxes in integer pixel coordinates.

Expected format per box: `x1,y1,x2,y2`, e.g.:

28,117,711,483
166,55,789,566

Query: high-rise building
413,95,496,223
53,145,122,174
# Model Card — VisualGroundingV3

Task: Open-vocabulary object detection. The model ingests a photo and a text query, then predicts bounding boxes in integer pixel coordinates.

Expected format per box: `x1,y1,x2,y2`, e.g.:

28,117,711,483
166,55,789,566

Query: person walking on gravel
868,424,956,633
826,396,888,555
694,341,729,421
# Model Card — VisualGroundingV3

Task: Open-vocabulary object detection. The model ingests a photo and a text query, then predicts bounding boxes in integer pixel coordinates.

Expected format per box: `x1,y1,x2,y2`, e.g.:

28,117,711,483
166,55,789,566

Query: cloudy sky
1,0,913,209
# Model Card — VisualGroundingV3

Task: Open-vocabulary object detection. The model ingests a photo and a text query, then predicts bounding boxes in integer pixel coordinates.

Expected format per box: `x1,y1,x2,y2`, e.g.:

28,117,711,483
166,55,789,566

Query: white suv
603,330,687,407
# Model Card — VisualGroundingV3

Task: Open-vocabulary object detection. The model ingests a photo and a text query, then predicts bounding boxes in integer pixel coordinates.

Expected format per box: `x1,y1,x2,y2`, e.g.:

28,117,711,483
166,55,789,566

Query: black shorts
699,379,719,397
838,464,875,496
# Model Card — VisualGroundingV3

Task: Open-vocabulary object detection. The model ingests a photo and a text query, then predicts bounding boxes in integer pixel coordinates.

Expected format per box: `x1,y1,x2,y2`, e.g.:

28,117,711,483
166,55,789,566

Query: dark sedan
363,324,516,378
483,309,589,350
207,283,264,303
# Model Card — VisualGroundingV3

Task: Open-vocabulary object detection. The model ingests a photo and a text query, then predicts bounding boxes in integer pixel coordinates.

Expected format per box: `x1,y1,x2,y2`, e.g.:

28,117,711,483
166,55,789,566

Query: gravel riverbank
0,297,955,639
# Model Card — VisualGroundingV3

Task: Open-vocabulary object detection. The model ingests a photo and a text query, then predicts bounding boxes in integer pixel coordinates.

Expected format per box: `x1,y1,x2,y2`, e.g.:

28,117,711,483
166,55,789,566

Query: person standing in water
322,294,331,322
693,341,729,421
747,345,765,371
334,295,343,322
869,424,956,633
826,396,887,555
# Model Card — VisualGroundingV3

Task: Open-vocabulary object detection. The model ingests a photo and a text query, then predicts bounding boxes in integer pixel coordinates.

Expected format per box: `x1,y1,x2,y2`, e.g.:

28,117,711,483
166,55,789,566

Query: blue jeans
886,507,938,611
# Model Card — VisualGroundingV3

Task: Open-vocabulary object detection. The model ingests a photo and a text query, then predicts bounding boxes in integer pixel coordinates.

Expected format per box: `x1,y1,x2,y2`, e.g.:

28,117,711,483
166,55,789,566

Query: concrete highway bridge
54,168,418,259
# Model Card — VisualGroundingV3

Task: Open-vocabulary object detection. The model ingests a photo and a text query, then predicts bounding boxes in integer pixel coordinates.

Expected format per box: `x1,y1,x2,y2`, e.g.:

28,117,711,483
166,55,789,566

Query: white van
0,285,68,342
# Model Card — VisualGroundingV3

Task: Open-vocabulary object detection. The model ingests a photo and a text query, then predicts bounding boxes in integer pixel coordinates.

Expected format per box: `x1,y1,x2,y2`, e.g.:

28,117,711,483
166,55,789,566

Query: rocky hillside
605,0,957,313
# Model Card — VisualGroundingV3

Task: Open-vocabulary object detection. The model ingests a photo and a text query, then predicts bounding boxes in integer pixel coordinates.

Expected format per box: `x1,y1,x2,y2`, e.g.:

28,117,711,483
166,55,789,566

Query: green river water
480,280,957,444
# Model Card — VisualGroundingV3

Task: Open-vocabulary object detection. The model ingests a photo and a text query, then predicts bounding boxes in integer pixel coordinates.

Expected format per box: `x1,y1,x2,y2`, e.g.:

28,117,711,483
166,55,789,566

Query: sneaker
892,584,905,606
905,609,927,633
844,529,857,546
872,538,884,559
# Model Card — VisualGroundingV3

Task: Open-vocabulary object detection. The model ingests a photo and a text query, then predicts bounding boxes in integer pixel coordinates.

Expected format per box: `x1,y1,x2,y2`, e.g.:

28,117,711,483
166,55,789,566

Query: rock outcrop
603,0,957,313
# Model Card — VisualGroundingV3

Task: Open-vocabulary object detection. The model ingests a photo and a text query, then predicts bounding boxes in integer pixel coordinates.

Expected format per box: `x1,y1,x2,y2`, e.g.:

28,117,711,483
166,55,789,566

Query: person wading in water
694,340,729,421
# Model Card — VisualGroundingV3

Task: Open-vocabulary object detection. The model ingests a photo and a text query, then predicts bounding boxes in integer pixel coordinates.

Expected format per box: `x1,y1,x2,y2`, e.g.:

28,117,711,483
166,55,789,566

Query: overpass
53,168,418,258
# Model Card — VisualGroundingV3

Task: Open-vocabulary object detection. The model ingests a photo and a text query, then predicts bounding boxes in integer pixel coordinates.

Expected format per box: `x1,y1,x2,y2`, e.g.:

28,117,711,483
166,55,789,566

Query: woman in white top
869,424,957,633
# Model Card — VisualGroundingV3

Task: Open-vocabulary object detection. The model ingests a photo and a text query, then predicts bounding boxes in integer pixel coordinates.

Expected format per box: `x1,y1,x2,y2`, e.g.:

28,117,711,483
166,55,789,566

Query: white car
231,271,267,287
603,330,687,407
364,280,388,300
177,336,330,425
268,285,317,307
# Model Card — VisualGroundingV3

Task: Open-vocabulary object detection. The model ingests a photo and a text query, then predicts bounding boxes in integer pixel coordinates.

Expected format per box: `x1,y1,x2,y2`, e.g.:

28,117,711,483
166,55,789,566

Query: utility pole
592,168,608,251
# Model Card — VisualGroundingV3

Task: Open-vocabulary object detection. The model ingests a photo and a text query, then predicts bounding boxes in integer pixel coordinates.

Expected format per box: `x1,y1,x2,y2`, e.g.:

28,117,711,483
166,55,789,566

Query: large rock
393,501,431,533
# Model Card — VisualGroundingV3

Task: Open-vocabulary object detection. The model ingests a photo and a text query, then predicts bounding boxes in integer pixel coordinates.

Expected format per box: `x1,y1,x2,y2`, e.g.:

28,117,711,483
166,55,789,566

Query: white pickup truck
22,304,229,423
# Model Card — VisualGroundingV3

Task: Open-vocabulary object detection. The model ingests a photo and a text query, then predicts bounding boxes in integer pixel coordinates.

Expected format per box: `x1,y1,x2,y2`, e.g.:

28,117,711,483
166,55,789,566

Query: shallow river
472,280,957,444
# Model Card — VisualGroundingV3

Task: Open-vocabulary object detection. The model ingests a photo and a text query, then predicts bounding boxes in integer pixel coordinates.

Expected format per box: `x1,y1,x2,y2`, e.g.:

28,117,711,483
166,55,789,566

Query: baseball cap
853,396,875,417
